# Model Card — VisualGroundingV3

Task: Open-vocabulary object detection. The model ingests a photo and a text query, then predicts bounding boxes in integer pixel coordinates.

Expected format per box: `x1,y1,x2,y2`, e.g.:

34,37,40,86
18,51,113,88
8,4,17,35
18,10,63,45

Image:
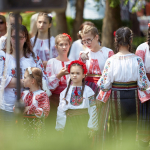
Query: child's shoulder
84,85,95,94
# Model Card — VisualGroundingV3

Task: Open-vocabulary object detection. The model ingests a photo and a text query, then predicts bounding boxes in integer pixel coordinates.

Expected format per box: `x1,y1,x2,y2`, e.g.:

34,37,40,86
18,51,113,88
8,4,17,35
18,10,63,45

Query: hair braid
64,79,72,104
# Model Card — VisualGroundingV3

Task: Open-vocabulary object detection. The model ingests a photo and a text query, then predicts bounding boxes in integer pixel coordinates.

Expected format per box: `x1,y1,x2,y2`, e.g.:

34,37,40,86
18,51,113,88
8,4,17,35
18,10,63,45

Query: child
46,33,72,107
21,67,50,139
31,12,58,69
79,25,114,93
55,60,98,140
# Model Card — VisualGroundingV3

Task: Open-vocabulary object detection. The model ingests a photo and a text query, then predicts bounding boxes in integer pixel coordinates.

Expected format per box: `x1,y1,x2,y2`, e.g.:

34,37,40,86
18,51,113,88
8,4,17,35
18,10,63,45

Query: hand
96,99,103,108
24,106,30,114
80,52,89,62
43,61,48,69
57,67,69,79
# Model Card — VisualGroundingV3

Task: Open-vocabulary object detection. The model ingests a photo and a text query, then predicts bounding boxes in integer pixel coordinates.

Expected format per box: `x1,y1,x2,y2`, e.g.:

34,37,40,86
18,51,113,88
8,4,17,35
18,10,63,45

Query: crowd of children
0,12,150,149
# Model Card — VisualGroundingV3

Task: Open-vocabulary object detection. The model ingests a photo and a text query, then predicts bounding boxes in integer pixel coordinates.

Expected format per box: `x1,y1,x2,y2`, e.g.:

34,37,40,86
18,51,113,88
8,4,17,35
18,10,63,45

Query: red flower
74,87,78,96
113,31,116,37
63,33,72,42
148,23,150,28
68,60,87,74
12,69,15,74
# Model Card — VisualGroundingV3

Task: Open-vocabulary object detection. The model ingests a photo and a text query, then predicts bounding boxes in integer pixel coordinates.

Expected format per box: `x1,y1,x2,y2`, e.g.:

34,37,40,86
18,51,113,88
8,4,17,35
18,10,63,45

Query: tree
101,0,121,50
72,0,85,41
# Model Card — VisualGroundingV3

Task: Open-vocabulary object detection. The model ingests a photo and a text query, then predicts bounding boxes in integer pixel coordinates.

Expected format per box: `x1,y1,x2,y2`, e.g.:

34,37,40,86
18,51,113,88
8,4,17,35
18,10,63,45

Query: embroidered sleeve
137,58,149,90
97,59,112,91
135,50,145,62
55,91,67,131
46,60,60,90
28,92,50,118
108,50,114,58
87,94,98,130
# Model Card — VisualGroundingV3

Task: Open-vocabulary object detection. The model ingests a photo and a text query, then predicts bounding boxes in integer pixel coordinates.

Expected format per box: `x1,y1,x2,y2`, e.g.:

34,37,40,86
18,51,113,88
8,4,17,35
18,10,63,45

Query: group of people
0,12,150,149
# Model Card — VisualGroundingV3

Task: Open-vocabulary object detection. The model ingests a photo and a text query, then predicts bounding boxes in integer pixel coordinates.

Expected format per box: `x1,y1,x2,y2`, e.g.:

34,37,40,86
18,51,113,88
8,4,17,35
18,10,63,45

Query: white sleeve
55,91,68,131
46,59,60,90
87,90,98,130
68,41,77,61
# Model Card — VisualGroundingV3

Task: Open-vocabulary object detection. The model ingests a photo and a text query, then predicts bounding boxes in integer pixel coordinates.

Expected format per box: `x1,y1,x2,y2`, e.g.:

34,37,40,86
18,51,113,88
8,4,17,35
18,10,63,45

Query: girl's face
56,39,70,55
81,32,98,50
11,30,26,50
37,16,51,33
70,65,85,86
23,71,33,88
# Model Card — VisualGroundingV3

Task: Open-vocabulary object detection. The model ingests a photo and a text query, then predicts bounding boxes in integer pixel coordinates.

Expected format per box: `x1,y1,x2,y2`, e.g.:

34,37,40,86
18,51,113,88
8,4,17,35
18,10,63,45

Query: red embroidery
12,69,15,75
135,50,145,62
89,59,101,74
108,51,114,58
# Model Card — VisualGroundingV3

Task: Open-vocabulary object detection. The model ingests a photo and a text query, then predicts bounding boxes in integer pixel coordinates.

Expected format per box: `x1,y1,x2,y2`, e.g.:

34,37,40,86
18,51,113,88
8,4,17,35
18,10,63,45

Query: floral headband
148,23,150,27
68,60,87,74
62,33,72,42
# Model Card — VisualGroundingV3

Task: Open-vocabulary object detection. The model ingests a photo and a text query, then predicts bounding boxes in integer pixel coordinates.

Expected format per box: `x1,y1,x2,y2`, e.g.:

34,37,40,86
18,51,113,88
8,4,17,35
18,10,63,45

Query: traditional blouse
79,47,114,75
55,85,98,131
135,42,150,73
0,50,47,112
0,36,7,50
30,36,58,61
46,58,71,94
68,39,89,61
97,53,150,103
21,90,50,118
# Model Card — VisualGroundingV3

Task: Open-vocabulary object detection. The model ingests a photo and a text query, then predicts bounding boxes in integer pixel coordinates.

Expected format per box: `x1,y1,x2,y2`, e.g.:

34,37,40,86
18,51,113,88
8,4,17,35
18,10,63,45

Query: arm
26,92,50,118
55,91,67,131
135,44,146,62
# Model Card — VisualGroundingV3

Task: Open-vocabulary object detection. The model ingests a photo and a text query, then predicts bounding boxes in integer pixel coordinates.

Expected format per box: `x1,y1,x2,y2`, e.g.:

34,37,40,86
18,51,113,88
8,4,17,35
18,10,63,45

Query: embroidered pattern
70,87,83,106
88,95,95,106
137,58,148,90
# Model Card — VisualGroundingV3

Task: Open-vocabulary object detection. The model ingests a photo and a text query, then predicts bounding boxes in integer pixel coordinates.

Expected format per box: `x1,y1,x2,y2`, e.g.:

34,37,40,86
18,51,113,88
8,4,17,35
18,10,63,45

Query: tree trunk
102,0,121,50
55,5,68,34
73,0,85,41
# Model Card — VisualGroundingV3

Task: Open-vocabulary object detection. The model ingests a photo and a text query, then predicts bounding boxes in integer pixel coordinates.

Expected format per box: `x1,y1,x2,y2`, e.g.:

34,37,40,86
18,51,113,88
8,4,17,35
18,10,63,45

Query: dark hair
77,21,95,39
8,12,23,24
147,26,150,51
80,25,101,44
33,12,52,52
64,63,85,104
9,24,34,58
26,67,43,90
115,27,133,53
0,15,6,23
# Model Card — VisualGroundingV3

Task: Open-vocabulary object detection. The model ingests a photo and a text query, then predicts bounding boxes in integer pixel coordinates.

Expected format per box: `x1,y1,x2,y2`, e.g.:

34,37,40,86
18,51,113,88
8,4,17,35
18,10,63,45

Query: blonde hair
55,34,71,45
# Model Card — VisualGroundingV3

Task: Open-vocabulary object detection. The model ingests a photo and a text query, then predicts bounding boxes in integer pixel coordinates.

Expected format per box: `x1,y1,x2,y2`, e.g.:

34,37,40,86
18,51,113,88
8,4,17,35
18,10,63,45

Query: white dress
0,36,7,50
0,50,48,112
46,58,71,94
68,39,89,61
135,42,150,73
55,85,98,131
97,53,150,103
79,47,114,75
30,36,58,61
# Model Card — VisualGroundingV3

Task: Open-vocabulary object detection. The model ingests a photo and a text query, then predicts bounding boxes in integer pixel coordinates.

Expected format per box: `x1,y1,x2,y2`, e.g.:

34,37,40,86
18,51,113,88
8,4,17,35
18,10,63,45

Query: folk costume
21,89,50,139
136,42,150,143
0,36,6,50
96,53,150,148
30,36,58,62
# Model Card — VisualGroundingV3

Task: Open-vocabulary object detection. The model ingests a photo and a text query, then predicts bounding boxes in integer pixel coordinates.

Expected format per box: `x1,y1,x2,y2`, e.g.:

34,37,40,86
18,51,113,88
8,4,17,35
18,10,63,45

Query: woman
96,27,150,149
0,24,48,125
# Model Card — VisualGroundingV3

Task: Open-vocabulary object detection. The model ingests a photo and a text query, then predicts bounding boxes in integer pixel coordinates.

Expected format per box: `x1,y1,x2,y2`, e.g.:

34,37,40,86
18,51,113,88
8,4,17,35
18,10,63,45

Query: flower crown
62,33,72,42
148,23,150,28
68,60,87,74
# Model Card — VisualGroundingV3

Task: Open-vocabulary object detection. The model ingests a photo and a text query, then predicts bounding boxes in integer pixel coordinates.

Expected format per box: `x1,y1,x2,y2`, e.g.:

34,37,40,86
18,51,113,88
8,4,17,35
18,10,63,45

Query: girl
96,27,150,149
21,67,50,139
31,12,58,69
135,23,150,146
68,21,95,61
55,60,98,140
0,24,48,122
79,25,114,93
46,33,72,107
0,12,22,51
